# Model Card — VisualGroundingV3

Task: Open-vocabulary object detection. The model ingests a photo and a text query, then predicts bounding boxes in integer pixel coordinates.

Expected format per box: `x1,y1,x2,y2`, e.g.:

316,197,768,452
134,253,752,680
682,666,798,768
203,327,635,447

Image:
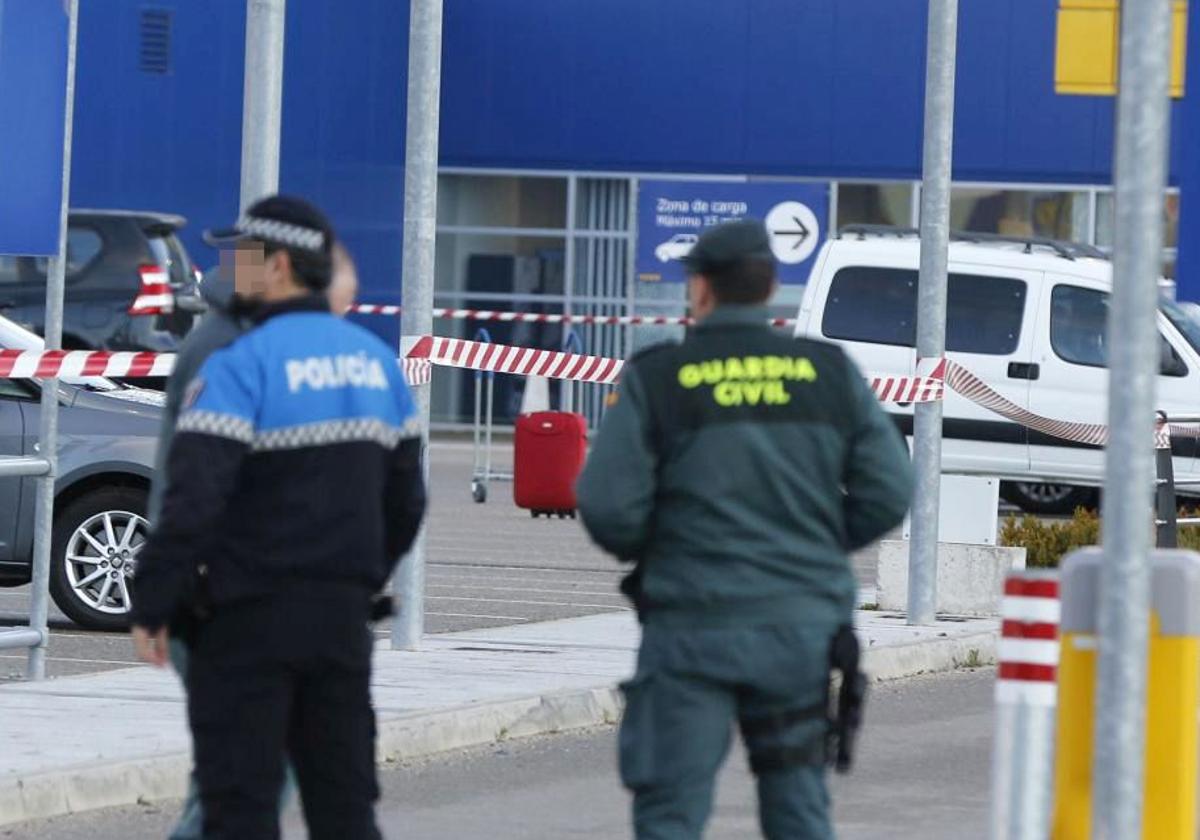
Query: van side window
821,267,916,347
821,266,1025,355
1050,286,1108,367
1052,284,1189,377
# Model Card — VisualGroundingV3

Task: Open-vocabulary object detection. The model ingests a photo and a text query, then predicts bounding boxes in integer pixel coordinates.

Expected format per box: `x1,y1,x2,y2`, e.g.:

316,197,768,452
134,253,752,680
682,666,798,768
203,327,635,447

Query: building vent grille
139,9,172,75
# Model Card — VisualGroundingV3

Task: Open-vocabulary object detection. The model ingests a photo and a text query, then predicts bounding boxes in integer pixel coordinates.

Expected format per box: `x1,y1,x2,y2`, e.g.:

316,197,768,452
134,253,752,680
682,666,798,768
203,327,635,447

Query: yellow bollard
1142,615,1199,835
1050,549,1200,840
1052,628,1096,839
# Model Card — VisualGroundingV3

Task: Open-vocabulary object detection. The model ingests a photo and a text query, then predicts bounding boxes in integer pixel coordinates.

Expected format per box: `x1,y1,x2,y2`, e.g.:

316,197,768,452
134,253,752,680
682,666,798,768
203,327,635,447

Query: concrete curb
0,754,192,828
376,686,623,764
0,631,995,828
863,629,997,682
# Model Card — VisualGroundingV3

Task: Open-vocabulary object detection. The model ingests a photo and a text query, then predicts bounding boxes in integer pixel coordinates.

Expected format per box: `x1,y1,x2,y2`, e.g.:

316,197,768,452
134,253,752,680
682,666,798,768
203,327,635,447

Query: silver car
0,314,161,630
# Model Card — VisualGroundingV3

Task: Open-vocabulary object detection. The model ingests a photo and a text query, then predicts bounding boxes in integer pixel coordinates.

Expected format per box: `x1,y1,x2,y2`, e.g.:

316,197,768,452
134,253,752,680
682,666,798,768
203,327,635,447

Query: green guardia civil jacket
576,305,913,628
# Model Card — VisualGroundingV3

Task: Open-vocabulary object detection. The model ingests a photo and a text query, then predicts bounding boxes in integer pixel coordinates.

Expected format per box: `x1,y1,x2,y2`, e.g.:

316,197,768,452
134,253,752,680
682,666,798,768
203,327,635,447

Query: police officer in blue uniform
131,196,426,839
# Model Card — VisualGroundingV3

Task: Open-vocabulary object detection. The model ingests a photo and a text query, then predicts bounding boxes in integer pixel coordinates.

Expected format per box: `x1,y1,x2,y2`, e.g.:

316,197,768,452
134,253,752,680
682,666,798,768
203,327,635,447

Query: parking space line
429,563,619,575
0,654,141,666
427,595,631,610
426,583,620,597
426,611,532,621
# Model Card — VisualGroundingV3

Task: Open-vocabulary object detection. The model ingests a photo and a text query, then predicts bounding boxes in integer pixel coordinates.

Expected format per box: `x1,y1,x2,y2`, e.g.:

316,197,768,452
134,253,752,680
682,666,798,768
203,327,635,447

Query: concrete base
875,540,1027,617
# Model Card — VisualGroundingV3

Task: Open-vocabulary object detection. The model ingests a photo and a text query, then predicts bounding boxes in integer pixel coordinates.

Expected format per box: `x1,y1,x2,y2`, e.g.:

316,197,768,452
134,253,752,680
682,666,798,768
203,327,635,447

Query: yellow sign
1055,0,1188,97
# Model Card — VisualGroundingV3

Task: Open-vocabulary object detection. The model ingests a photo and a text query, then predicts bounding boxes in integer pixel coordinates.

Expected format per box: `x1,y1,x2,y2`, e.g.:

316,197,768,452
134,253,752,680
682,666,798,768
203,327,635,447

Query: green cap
681,218,774,274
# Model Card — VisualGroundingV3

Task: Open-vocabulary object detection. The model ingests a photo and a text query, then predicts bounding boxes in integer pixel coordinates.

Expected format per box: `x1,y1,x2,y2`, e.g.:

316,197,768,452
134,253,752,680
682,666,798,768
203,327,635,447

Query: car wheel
1000,481,1097,515
49,487,148,631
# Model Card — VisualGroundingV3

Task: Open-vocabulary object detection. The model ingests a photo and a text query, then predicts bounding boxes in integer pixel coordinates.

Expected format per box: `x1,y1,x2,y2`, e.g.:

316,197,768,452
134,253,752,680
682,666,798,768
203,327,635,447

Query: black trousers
186,583,382,840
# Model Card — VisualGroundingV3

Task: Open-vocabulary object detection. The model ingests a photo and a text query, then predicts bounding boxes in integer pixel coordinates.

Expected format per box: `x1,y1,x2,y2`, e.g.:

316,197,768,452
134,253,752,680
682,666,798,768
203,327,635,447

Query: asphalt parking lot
0,441,630,681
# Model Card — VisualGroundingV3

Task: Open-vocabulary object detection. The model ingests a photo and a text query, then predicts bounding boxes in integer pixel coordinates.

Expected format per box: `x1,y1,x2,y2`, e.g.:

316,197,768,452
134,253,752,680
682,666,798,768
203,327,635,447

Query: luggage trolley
470,328,513,503
559,329,583,415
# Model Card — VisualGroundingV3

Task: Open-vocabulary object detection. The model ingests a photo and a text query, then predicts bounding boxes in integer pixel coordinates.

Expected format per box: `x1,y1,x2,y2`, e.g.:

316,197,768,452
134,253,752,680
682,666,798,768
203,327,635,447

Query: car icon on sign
655,233,698,263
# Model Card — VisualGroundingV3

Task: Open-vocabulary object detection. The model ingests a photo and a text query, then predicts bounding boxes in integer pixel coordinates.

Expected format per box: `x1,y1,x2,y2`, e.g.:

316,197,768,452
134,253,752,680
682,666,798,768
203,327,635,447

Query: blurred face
328,248,359,316
219,243,268,299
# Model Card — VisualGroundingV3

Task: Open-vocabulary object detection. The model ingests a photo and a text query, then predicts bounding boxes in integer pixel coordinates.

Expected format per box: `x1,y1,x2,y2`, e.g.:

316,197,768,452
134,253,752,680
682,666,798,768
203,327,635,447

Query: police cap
681,218,775,275
205,194,336,291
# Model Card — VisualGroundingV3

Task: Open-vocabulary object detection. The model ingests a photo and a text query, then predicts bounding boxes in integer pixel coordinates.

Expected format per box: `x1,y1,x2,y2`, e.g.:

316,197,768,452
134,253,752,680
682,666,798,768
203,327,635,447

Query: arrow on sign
772,216,811,251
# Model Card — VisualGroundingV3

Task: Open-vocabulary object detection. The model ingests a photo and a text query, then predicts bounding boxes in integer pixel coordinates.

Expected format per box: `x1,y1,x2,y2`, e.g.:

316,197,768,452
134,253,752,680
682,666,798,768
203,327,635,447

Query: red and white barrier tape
868,374,944,404
996,575,1060,707
404,335,625,385
406,335,943,400
351,305,796,329
0,350,177,379
0,350,432,387
3,343,1198,444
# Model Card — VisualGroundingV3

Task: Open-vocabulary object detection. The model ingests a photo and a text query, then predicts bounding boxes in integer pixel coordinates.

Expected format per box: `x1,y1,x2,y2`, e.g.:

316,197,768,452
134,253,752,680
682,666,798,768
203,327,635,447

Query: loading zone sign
637,181,829,284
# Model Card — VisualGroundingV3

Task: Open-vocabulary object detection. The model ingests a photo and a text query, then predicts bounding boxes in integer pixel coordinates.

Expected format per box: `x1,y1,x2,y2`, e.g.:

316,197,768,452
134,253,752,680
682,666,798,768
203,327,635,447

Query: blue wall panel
65,0,1200,321
0,0,70,255
71,0,409,344
828,0,926,178
438,0,1185,185
72,0,244,263
1174,2,1200,301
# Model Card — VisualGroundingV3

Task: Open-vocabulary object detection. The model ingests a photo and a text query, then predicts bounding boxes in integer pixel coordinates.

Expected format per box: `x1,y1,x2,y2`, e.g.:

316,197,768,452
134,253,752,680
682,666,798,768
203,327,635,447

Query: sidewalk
0,608,997,827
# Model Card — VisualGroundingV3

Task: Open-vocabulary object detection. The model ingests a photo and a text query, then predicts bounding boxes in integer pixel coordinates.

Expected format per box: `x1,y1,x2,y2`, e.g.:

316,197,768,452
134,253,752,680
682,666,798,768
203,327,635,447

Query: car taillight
128,265,174,316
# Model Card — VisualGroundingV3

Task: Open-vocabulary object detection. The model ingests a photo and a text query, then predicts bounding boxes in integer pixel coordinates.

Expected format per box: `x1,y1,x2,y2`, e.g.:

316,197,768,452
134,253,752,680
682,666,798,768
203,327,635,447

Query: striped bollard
991,570,1060,840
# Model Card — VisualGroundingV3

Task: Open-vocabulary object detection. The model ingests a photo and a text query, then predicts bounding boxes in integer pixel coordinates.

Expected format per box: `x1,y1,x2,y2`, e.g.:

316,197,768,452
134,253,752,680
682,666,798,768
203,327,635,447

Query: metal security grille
139,9,172,75
573,178,632,429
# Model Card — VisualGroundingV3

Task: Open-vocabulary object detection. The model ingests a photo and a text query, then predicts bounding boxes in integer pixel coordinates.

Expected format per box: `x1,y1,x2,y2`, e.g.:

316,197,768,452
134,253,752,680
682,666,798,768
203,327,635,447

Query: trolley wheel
472,481,487,504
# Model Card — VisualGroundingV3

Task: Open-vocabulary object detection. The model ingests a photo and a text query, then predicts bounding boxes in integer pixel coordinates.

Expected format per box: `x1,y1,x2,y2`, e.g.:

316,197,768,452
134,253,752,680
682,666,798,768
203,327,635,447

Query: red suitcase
513,411,587,517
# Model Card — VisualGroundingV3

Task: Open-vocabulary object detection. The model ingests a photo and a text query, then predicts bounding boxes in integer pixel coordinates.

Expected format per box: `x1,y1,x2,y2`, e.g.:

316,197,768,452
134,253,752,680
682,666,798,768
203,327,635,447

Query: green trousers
618,621,836,840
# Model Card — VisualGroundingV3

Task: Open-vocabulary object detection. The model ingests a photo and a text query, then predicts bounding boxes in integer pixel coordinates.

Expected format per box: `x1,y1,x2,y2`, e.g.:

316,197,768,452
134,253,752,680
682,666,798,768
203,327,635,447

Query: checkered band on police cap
204,194,334,256
232,214,326,252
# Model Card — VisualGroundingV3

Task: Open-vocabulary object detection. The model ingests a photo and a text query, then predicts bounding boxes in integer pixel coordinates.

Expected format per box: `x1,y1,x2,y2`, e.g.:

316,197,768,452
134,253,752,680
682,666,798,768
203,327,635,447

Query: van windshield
1160,299,1200,355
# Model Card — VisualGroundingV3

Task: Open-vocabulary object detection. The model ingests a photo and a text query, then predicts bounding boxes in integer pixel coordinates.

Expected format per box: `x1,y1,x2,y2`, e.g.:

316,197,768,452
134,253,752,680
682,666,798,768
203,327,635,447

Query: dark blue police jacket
132,296,426,631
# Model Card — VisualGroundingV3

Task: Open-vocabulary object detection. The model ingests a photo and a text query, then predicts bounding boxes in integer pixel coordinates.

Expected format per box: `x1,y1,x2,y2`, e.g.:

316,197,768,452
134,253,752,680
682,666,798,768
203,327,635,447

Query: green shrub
999,507,1200,567
999,508,1100,568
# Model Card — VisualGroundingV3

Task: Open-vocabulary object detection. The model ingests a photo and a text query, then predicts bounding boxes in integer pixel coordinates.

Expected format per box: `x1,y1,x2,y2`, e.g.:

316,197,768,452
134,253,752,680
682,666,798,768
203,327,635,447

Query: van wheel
1000,482,1097,515
48,487,149,631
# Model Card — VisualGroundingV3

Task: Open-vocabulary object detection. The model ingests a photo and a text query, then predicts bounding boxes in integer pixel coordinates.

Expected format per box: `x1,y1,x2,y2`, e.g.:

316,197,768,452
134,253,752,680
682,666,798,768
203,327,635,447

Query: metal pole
908,0,958,626
393,0,443,650
240,0,286,211
1093,1,1174,835
27,0,79,680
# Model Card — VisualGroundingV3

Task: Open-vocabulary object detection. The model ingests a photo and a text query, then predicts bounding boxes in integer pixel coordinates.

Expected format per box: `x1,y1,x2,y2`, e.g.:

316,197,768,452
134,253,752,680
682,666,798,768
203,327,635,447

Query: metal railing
1154,413,1200,548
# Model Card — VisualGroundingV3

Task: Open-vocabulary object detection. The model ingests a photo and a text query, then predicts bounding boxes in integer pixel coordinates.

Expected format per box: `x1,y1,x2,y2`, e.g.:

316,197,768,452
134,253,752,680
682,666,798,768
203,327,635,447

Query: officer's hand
131,625,170,668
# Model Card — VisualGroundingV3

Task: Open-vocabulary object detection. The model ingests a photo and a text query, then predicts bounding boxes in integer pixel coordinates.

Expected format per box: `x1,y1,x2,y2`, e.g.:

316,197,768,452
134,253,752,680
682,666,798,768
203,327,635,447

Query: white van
793,227,1200,513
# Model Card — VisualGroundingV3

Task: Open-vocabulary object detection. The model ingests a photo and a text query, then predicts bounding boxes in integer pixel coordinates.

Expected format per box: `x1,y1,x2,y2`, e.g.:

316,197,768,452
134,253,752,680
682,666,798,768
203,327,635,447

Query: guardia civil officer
577,219,913,839
131,196,426,839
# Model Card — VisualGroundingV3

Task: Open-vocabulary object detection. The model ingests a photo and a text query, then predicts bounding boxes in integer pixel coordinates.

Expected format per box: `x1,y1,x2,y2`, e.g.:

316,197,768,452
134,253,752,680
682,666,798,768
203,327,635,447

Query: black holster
826,624,867,774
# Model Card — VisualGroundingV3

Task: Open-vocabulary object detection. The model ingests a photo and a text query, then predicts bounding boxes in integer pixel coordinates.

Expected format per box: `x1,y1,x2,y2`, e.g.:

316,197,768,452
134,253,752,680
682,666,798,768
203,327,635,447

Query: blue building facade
66,0,1199,375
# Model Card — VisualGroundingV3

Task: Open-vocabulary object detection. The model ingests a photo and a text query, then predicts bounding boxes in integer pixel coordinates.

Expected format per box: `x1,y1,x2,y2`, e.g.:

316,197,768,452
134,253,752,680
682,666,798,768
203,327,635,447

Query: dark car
0,209,203,352
0,314,161,631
